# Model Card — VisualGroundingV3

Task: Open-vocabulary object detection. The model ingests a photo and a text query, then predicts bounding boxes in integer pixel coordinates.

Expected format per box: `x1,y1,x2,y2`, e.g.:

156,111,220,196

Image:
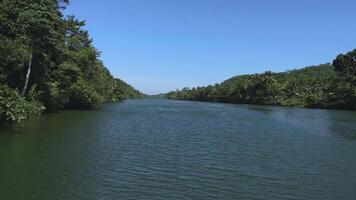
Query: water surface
0,99,356,199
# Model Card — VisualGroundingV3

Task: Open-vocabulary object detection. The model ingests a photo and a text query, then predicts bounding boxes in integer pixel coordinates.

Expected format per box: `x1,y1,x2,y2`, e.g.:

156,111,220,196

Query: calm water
0,99,356,200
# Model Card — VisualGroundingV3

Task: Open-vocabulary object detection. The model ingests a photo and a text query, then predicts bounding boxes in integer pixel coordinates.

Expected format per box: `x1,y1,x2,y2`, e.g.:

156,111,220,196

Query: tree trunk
22,53,33,96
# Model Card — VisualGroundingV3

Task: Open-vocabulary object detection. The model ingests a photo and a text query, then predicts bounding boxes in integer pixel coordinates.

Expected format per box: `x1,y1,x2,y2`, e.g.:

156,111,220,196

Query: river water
0,99,355,199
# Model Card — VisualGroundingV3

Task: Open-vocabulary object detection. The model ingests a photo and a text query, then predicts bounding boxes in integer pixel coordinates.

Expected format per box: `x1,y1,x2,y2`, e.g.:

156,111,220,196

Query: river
0,99,355,199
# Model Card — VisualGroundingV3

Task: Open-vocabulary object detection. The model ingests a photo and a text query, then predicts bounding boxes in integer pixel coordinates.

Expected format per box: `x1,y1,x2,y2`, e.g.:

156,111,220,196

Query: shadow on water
0,109,106,200
242,104,356,140
326,110,356,140
244,104,276,114
0,109,100,134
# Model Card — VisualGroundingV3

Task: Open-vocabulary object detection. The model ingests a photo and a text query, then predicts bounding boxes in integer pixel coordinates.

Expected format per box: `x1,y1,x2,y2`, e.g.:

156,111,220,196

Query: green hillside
167,51,355,110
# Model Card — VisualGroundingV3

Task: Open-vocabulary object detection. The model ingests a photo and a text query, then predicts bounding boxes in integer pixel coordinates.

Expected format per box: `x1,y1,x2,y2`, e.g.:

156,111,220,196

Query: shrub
0,85,44,122
68,80,104,109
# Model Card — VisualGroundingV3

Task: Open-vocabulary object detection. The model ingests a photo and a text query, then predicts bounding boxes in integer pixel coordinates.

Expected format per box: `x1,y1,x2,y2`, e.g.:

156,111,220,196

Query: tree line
167,50,356,110
0,0,143,122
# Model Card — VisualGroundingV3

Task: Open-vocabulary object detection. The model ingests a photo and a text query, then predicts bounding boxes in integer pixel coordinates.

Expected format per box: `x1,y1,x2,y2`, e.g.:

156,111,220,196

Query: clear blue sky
64,0,356,95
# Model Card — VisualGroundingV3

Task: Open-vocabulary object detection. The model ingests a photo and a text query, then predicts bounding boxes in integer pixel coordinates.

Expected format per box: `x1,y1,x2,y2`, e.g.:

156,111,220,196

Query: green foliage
0,39,29,88
0,0,142,122
167,61,355,110
0,85,44,122
113,78,144,101
42,81,68,111
328,50,356,109
245,72,281,104
68,79,104,109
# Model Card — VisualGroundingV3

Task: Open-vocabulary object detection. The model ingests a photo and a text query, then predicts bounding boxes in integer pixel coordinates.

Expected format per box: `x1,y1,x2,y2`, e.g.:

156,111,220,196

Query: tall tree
330,50,356,109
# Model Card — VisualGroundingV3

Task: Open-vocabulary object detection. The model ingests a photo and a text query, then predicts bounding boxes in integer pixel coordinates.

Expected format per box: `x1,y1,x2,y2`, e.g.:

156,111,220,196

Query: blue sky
64,0,356,94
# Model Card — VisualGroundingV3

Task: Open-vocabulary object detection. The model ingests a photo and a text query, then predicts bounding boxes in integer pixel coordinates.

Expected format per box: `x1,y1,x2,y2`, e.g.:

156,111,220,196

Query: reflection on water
244,104,356,140
0,99,356,200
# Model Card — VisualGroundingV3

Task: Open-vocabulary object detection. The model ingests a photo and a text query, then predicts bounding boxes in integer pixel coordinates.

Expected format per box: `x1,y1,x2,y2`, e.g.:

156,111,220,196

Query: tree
0,0,143,122
167,64,346,109
329,50,356,109
0,0,67,96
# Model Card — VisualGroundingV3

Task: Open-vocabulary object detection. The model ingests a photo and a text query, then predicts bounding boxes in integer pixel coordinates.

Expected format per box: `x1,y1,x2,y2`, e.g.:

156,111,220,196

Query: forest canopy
167,50,356,110
0,0,143,122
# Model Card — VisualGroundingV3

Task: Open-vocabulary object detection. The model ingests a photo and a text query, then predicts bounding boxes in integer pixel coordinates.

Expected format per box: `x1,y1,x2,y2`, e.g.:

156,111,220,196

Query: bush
68,80,104,109
42,81,70,112
0,85,44,122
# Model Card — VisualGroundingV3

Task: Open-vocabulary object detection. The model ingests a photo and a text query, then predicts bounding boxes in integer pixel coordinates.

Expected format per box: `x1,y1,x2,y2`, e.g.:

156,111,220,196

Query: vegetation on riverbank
0,0,143,122
167,50,356,110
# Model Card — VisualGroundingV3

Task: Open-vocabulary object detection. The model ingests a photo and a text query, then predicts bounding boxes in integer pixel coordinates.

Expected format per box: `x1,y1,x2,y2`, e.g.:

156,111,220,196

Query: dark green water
0,99,356,200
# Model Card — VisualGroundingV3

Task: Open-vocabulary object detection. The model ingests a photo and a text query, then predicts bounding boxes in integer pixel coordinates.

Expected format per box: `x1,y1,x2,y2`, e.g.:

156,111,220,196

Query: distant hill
167,50,355,110
145,93,167,99
113,78,145,101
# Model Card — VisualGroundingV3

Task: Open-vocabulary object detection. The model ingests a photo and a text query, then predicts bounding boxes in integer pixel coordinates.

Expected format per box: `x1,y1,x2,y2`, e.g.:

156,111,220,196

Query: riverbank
0,1,144,123
167,51,356,111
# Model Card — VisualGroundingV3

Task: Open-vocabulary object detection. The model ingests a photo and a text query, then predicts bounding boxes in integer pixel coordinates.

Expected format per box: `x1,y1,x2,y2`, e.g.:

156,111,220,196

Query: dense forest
0,0,143,122
167,50,356,110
